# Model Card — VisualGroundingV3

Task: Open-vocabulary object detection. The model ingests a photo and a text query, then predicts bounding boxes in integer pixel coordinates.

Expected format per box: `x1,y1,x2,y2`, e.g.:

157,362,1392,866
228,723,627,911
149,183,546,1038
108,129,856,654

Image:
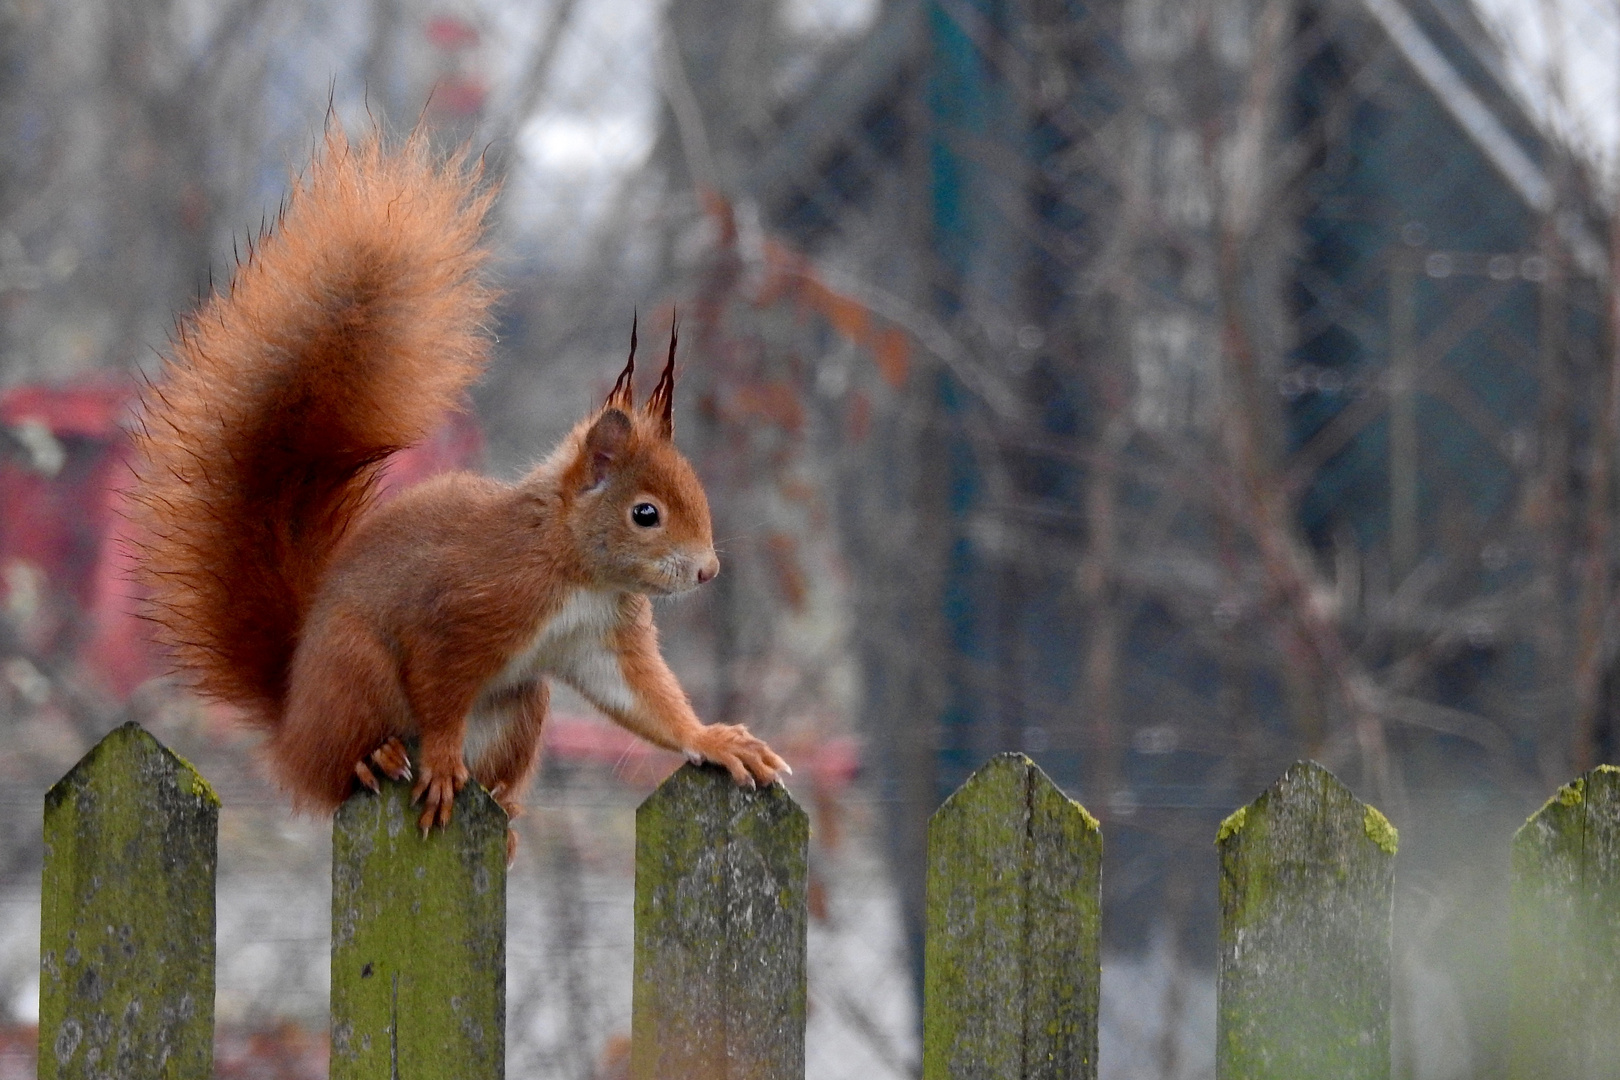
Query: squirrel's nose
697,557,719,584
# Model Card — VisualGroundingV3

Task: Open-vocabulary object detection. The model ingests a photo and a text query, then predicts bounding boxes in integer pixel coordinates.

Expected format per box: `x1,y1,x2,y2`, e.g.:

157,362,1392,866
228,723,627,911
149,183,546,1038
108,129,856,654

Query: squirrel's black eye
631,502,660,527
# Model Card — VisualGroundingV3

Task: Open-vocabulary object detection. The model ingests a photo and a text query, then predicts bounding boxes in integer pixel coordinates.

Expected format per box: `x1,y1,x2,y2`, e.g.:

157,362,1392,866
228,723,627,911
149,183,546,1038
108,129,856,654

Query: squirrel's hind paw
354,737,414,795
369,737,413,782
354,760,382,794
411,754,469,835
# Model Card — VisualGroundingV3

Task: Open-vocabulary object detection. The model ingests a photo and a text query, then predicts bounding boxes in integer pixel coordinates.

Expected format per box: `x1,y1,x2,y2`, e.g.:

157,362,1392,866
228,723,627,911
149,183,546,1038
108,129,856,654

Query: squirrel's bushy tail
130,128,496,724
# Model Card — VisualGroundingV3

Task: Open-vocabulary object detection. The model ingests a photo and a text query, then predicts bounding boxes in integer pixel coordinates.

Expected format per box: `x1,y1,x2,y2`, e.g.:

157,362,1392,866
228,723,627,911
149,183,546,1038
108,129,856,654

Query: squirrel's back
129,128,497,724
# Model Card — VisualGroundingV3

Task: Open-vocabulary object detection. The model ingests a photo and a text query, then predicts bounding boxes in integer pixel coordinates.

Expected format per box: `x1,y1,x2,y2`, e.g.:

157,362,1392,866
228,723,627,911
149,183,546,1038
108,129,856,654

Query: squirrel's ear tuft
605,314,637,412
582,408,633,488
644,315,677,440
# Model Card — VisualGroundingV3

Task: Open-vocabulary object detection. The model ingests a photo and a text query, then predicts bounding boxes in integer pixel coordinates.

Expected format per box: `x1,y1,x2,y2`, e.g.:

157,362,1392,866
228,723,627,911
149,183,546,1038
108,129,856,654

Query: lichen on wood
1217,805,1248,843
1217,760,1394,1080
39,722,219,1080
329,774,507,1080
1509,764,1620,1079
630,763,809,1080
923,752,1102,1080
1362,806,1398,855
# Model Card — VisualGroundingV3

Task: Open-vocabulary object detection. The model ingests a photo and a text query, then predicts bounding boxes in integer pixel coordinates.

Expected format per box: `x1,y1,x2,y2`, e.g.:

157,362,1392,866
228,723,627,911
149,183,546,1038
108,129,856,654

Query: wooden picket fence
32,721,1620,1079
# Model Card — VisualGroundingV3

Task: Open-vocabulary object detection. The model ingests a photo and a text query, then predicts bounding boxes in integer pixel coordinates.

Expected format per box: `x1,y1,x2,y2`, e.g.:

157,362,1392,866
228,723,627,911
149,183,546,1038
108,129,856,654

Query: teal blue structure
750,0,1604,958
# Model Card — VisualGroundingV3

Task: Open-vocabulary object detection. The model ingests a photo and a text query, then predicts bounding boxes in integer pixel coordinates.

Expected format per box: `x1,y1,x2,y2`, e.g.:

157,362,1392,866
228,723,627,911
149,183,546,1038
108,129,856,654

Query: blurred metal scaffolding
674,1,1616,1072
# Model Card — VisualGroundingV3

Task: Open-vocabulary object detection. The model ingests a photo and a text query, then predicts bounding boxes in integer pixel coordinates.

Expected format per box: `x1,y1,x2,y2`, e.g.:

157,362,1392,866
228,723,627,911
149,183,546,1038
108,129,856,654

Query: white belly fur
463,588,636,766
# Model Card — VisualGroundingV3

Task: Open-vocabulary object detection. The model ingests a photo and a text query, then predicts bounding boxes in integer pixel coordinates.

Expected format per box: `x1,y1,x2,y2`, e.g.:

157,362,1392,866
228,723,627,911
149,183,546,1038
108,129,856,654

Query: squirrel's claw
486,785,523,867
686,723,789,789
354,760,382,794
369,737,412,782
355,737,413,797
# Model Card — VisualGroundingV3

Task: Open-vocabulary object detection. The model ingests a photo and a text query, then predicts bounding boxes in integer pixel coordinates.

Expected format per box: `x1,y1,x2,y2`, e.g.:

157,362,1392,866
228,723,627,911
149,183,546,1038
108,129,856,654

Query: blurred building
700,0,1610,964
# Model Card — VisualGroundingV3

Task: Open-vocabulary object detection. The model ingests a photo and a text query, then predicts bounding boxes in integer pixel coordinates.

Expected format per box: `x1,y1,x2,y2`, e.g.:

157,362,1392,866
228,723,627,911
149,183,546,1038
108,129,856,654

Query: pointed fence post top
632,762,809,941
1216,760,1396,1080
924,752,1103,1080
637,760,807,830
1508,764,1620,1078
40,721,219,1080
1216,759,1397,858
1515,763,1620,847
330,771,507,872
631,762,809,1080
45,720,220,813
934,751,1101,834
330,775,507,1080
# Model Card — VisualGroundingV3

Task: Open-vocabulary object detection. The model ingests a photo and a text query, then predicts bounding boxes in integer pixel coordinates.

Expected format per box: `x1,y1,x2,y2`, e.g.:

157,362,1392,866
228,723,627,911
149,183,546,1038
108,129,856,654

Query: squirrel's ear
605,314,637,412
643,316,676,440
582,408,633,488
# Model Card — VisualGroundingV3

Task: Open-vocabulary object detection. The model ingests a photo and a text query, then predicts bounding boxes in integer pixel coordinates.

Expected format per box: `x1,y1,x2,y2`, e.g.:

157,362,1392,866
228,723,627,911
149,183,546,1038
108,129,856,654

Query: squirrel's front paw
685,724,791,789
411,753,470,835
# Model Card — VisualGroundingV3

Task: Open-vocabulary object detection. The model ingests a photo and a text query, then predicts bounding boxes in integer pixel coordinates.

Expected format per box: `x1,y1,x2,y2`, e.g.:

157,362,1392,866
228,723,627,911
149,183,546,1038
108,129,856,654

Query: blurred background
3,0,1620,1075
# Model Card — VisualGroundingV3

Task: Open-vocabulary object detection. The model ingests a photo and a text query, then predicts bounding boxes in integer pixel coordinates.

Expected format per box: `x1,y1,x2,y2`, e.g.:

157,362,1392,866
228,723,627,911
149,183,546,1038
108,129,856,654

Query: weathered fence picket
45,722,1620,1080
39,721,219,1080
630,763,809,1080
923,752,1102,1080
1216,760,1397,1080
1509,764,1620,1080
329,773,508,1080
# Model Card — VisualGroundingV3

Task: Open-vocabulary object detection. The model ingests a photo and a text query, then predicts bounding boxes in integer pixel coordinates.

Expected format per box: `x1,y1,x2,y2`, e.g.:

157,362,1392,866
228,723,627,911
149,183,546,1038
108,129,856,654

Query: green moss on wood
169,750,219,806
1509,765,1620,1077
330,774,507,1080
1216,761,1394,1080
1516,775,1589,838
923,753,1102,1080
1072,792,1100,833
39,722,219,1080
1363,806,1398,855
1217,805,1248,844
631,764,808,1080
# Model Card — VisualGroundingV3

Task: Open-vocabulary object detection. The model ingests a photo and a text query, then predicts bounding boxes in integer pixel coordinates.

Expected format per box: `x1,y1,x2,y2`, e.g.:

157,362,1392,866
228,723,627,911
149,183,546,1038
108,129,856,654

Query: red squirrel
129,129,787,854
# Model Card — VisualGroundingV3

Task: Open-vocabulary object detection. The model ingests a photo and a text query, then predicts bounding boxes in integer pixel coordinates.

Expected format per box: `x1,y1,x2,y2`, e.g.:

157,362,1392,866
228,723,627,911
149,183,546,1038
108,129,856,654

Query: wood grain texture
1217,760,1395,1080
923,752,1102,1080
631,763,808,1080
330,776,507,1080
1509,764,1620,1080
39,722,219,1080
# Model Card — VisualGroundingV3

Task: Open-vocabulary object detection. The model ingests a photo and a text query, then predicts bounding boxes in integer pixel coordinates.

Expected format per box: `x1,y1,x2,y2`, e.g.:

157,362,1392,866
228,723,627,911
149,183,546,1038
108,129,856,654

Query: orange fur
129,129,785,845
130,128,495,722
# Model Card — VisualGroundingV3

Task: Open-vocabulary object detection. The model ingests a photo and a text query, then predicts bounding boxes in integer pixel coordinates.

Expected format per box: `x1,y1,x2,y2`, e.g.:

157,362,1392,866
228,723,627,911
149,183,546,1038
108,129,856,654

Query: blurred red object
0,378,483,698
214,1021,328,1080
542,713,860,790
0,1025,35,1080
432,77,488,117
1,377,137,690
425,14,479,50
0,377,128,610
0,1020,329,1078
